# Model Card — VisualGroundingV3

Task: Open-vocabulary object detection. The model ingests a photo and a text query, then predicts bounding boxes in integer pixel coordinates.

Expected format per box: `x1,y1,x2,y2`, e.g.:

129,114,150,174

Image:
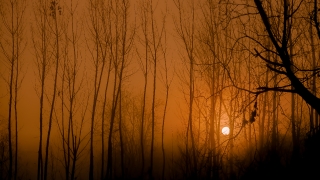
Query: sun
222,126,230,135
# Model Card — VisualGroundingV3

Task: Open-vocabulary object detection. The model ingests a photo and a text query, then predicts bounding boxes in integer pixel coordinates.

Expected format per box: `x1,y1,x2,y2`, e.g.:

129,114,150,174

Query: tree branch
256,86,296,93
254,48,284,68
266,64,287,75
254,0,282,53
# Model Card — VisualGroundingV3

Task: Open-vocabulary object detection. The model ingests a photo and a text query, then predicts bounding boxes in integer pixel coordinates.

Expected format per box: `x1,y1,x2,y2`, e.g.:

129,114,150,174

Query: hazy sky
0,1,187,178
1,0,317,179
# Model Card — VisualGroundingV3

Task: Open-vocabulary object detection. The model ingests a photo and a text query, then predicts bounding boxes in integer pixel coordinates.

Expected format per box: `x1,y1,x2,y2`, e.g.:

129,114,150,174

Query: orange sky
0,1,184,178
0,0,318,179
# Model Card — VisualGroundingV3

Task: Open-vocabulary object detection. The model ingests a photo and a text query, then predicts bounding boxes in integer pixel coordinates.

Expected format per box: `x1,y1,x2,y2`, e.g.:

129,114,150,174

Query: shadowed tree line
0,0,320,179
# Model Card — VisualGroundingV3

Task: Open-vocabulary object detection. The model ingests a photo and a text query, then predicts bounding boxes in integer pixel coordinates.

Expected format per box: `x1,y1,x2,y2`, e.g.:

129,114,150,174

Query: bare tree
87,0,110,178
251,0,320,116
105,0,134,178
32,0,52,179
137,0,149,175
309,1,319,128
32,1,66,179
0,0,26,179
43,1,65,179
139,0,167,178
173,0,198,177
197,1,223,177
53,1,91,179
99,1,113,178
160,25,170,180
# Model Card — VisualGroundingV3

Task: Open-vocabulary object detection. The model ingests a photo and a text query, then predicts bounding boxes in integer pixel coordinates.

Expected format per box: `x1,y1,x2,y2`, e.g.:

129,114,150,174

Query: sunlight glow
222,127,230,135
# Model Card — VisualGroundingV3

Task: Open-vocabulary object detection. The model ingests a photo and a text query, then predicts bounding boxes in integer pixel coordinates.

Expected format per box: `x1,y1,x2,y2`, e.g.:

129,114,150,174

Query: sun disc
222,127,230,135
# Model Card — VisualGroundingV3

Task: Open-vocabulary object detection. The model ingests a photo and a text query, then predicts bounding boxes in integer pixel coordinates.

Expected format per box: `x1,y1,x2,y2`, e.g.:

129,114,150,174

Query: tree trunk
310,17,318,129
140,2,148,176
44,4,61,179
259,69,268,151
35,2,49,178
119,89,124,178
88,1,108,178
271,69,278,153
254,0,320,116
106,2,130,177
161,57,169,180
8,3,14,177
149,0,158,177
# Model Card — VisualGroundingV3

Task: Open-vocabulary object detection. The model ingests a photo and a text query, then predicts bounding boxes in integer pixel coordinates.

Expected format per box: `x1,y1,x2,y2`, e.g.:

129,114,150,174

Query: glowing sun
222,127,230,135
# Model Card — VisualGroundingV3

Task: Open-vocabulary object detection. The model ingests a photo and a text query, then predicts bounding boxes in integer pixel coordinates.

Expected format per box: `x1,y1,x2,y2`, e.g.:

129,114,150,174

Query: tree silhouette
0,0,26,179
252,0,320,116
2,0,320,179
